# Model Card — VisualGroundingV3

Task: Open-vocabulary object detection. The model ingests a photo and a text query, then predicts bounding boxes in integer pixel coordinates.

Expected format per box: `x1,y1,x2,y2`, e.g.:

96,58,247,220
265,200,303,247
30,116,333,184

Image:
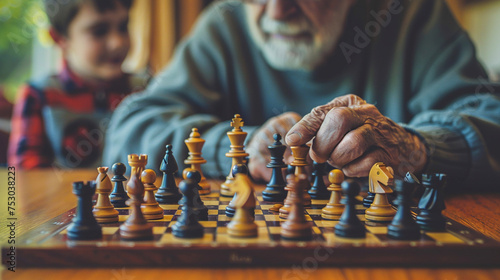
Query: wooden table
1,168,500,280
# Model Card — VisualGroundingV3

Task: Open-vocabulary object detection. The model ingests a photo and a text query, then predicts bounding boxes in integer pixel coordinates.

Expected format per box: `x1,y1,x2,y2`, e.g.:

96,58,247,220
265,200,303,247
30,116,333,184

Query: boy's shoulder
16,73,62,104
26,70,149,95
27,73,64,93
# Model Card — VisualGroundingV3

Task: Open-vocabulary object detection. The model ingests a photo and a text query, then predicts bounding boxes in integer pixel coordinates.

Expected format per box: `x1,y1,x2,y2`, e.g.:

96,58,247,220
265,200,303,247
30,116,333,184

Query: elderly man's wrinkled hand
285,94,427,177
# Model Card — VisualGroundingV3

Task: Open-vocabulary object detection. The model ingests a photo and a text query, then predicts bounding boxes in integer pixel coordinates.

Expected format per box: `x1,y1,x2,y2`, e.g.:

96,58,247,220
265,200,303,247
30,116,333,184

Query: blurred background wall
447,0,500,80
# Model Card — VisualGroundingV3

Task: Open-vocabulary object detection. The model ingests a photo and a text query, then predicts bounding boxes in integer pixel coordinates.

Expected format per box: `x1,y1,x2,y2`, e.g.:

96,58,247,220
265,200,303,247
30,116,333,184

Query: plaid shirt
8,63,146,169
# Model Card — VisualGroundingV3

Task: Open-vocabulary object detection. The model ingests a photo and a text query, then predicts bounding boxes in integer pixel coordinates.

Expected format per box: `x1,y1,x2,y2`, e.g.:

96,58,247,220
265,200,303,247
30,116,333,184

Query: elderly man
104,0,500,189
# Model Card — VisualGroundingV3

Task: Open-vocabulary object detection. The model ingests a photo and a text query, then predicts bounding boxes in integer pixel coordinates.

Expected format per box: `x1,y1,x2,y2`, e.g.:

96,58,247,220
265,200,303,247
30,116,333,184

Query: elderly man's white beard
248,12,340,71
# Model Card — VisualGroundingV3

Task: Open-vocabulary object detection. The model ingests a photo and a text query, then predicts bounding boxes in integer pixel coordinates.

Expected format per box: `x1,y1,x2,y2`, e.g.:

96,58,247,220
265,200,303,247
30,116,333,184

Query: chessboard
3,189,500,268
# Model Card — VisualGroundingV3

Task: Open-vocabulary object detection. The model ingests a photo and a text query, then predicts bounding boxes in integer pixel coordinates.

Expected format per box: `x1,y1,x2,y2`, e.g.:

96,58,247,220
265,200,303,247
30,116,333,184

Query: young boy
9,0,146,169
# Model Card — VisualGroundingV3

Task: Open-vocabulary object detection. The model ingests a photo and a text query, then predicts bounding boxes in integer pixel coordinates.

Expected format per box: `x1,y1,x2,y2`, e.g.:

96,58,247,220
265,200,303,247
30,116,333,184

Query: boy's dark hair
43,0,133,36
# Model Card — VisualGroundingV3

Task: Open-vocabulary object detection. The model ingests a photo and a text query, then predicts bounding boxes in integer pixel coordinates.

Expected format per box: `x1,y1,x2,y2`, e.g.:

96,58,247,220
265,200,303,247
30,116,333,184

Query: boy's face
59,1,130,82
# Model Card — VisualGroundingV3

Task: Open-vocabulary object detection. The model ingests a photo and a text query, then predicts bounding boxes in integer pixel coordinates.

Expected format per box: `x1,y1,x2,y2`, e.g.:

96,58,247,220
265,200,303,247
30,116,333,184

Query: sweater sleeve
406,25,500,190
103,3,251,178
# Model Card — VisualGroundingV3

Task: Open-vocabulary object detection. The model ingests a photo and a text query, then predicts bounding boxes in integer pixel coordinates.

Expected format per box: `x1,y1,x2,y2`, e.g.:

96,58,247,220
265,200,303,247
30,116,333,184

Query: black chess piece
183,170,208,221
67,181,102,240
363,191,395,207
155,145,182,204
109,163,129,208
262,134,288,202
308,162,330,199
416,173,447,231
363,192,375,208
334,179,366,238
287,164,295,176
387,173,421,240
172,173,205,238
225,164,255,217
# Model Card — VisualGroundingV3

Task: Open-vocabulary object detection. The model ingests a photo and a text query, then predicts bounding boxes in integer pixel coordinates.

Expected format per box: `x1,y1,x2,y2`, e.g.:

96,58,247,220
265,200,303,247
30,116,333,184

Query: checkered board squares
257,194,474,245
9,189,500,268
53,191,476,247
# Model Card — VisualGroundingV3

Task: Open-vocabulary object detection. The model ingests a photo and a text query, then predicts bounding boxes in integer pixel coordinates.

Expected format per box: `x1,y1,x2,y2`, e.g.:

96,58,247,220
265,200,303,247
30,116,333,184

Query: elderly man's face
245,0,355,70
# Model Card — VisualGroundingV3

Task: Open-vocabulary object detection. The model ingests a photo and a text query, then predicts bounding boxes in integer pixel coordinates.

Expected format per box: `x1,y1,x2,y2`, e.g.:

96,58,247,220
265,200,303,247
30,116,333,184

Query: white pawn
321,169,345,220
141,169,164,220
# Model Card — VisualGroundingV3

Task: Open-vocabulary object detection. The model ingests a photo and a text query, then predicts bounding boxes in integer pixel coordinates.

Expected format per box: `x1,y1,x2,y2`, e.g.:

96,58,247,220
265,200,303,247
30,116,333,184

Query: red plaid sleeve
8,84,54,168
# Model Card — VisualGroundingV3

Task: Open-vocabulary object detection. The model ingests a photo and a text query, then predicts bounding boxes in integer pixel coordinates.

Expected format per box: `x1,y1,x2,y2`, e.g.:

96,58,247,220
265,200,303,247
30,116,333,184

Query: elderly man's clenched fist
285,94,427,177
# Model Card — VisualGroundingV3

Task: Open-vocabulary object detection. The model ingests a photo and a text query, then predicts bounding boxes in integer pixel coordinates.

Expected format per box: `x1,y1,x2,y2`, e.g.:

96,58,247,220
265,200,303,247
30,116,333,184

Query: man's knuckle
326,108,356,130
346,93,359,100
310,105,330,119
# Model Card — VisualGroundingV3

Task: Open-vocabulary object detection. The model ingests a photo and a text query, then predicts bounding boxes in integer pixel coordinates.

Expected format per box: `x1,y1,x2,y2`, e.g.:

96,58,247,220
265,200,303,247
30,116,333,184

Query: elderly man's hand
248,112,302,182
285,94,427,177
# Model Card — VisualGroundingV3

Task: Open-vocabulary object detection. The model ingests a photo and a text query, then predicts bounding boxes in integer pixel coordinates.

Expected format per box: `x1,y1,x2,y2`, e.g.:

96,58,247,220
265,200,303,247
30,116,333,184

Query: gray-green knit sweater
104,0,500,190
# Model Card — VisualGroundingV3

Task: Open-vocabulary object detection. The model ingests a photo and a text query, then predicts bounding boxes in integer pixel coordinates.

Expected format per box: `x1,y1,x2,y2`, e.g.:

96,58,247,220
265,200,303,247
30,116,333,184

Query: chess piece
309,162,330,199
365,190,397,207
93,167,119,223
281,174,313,241
172,171,205,238
362,192,375,208
184,128,210,194
155,145,182,204
141,169,164,220
334,179,366,238
290,145,311,206
321,169,345,220
67,181,102,240
387,173,421,240
280,145,312,218
416,173,447,231
119,173,153,241
182,169,208,220
227,170,258,238
262,133,288,202
278,178,293,219
109,163,129,208
225,164,254,217
270,204,283,212
365,162,396,222
221,114,249,197
128,153,148,179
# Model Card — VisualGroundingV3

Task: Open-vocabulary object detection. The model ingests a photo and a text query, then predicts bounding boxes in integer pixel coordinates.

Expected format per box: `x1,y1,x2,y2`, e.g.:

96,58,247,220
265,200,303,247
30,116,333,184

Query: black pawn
172,173,204,238
363,191,396,207
225,164,250,217
334,180,365,238
263,134,288,202
387,173,421,240
363,192,375,208
110,163,129,208
416,173,447,231
155,145,182,204
308,162,330,199
67,181,102,240
184,170,208,221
